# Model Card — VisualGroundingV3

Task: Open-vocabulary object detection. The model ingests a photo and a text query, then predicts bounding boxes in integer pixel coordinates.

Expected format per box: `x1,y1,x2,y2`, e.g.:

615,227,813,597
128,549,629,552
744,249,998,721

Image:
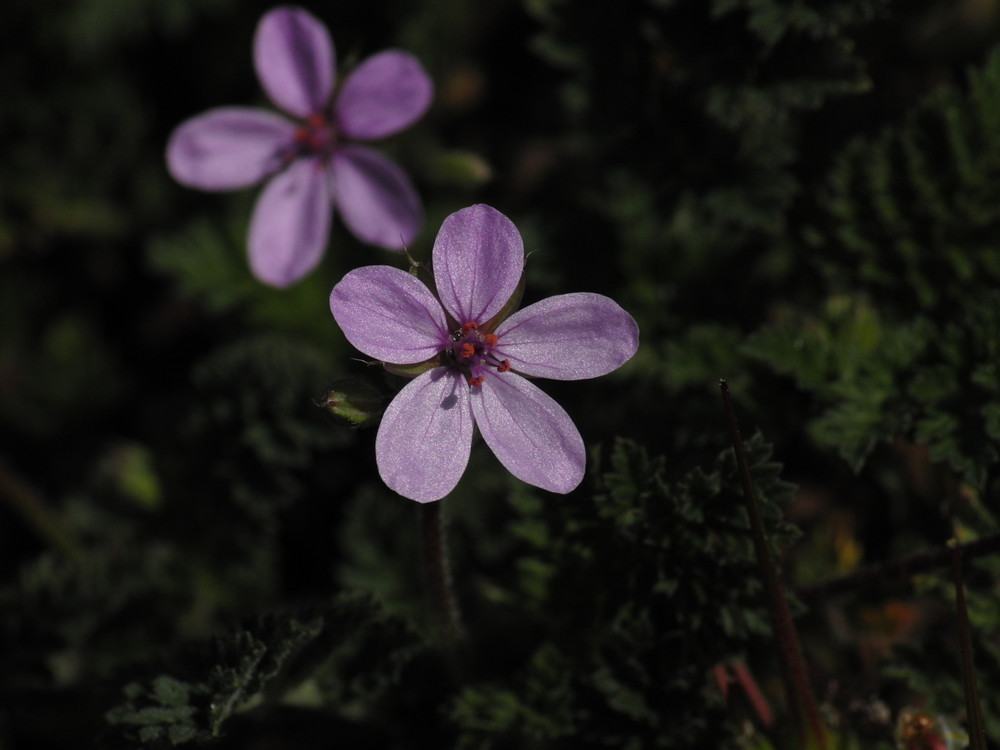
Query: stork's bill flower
167,6,433,287
330,204,639,502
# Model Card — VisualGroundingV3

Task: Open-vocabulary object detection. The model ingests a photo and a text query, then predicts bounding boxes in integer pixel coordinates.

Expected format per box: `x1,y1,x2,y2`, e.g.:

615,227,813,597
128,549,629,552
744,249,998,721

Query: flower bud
318,379,385,428
424,149,492,188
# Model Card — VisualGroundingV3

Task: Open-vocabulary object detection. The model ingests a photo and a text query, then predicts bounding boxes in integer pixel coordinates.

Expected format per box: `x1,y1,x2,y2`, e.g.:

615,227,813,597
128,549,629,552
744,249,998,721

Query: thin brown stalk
950,540,986,750
720,380,826,750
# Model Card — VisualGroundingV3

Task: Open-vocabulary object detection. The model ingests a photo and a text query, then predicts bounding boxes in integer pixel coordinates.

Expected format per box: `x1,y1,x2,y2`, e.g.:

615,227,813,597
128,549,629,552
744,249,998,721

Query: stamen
461,343,475,359
461,322,478,335
497,359,511,373
293,114,333,154
467,375,484,387
484,333,498,347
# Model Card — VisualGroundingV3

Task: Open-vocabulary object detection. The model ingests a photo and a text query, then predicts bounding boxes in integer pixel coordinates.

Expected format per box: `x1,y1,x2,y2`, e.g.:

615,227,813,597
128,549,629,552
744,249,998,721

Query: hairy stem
421,500,465,643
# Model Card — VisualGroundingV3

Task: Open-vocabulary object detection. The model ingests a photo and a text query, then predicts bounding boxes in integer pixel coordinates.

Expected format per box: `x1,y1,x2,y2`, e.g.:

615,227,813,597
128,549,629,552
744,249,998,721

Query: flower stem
949,539,987,750
719,380,826,750
421,500,465,644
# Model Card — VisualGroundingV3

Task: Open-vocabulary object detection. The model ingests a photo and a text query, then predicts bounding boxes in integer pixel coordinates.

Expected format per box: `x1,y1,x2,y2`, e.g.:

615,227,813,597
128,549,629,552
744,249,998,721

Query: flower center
290,112,337,161
444,321,512,387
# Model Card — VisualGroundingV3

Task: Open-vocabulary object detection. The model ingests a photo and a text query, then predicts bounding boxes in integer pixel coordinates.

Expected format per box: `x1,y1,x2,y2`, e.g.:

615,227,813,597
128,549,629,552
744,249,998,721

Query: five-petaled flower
330,204,640,502
166,5,433,287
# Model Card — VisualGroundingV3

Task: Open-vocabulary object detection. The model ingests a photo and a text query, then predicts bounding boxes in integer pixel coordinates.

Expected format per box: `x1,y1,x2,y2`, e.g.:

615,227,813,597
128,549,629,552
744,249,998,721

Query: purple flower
166,6,433,287
330,204,640,503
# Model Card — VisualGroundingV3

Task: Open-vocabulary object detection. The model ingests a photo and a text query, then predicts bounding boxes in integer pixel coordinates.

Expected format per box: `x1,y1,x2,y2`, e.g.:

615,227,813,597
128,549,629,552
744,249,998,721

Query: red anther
484,333,498,347
497,359,511,372
461,343,475,359
467,375,484,387
306,113,326,128
294,126,311,143
461,321,478,335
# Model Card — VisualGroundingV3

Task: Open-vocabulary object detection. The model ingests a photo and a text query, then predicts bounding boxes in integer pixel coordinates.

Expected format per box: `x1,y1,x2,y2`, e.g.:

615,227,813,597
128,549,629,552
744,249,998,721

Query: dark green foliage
56,0,235,51
817,44,1000,313
0,486,221,686
183,334,352,519
309,591,428,707
745,296,926,471
884,553,1000,742
450,435,799,749
711,0,884,46
5,0,1000,748
525,0,881,330
746,291,1000,489
752,33,1000,488
519,0,890,477
103,593,425,747
0,295,127,439
105,676,204,746
147,211,344,343
146,216,263,318
451,643,577,747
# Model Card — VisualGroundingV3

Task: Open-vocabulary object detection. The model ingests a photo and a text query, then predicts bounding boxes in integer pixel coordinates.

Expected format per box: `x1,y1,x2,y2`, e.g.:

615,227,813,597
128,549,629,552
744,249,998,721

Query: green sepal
384,357,440,379
318,379,385,428
404,247,425,278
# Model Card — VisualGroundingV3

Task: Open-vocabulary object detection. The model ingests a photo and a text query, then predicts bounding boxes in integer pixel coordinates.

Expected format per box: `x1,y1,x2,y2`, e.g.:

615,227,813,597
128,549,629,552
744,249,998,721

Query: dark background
3,1,1000,748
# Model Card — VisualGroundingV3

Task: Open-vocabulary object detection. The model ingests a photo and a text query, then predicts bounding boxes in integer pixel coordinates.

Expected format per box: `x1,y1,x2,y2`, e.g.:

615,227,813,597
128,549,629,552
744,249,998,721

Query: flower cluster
331,204,639,502
168,8,639,502
167,6,432,287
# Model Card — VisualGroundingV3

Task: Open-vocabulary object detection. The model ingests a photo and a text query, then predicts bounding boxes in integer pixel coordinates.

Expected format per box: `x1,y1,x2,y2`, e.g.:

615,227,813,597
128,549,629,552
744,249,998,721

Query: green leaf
817,44,1000,313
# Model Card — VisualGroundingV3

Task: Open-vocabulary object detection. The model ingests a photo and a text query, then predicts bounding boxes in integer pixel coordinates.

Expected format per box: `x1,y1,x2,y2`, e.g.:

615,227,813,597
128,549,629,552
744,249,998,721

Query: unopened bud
98,442,161,510
424,149,492,188
318,379,385,428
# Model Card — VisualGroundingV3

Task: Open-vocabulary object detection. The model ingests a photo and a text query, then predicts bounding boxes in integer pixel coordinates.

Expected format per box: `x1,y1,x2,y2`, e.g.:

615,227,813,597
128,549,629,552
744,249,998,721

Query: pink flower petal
248,158,331,287
376,368,474,502
471,373,585,494
433,205,524,327
330,265,448,363
335,51,434,140
332,145,422,249
166,107,295,191
495,293,640,380
254,7,334,118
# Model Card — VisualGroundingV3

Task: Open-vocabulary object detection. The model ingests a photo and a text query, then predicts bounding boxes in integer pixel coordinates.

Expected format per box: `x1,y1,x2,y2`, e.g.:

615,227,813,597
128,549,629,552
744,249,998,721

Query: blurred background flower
167,6,433,286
